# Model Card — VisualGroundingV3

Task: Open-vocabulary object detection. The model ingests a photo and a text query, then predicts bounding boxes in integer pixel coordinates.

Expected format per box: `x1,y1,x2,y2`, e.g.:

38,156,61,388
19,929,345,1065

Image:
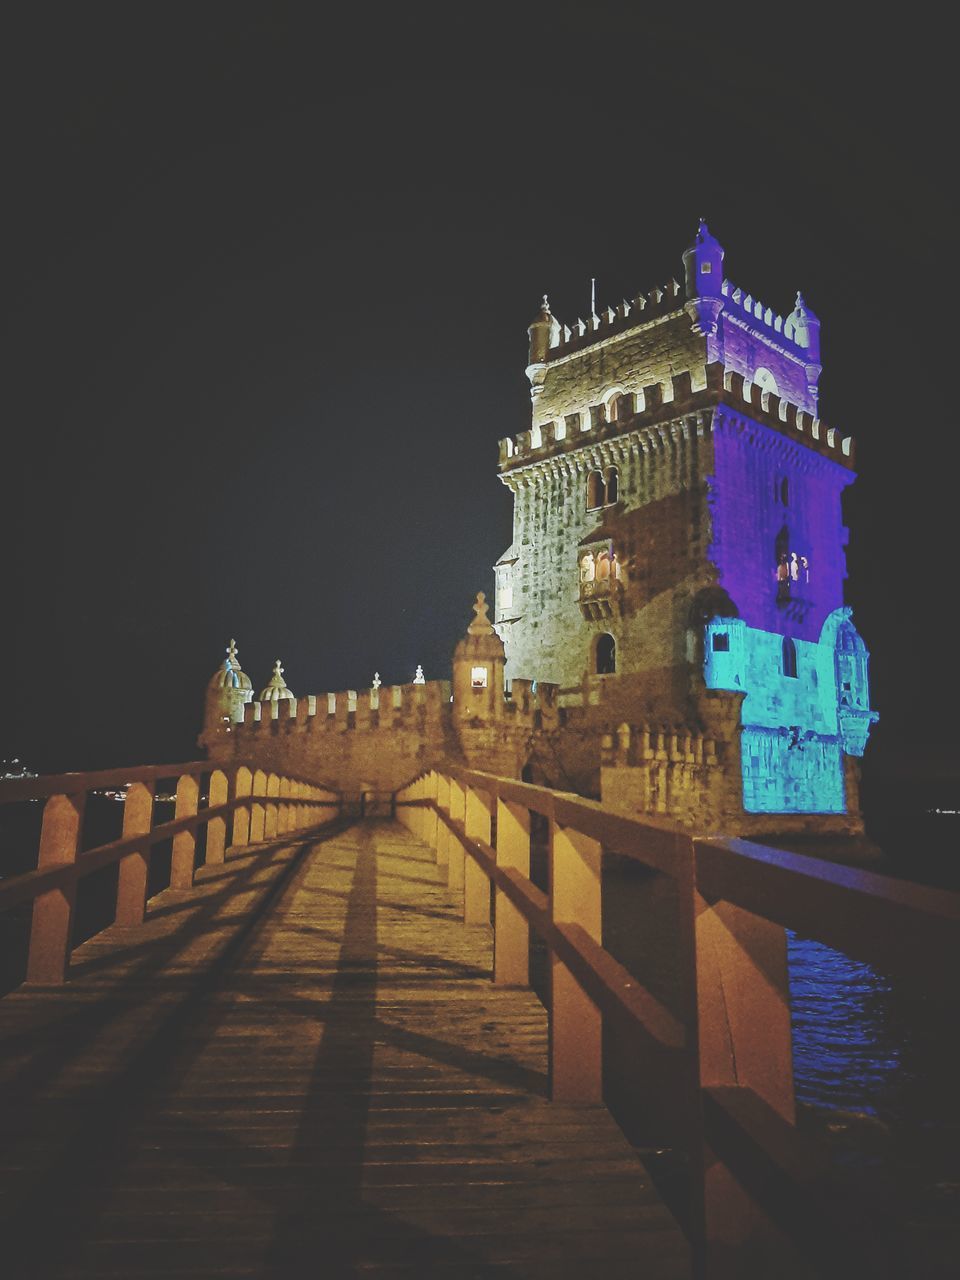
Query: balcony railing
579,574,623,619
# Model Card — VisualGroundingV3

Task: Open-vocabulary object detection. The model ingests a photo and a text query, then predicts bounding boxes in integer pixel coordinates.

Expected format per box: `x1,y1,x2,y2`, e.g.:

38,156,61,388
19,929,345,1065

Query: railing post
26,791,85,984
447,777,466,892
693,869,796,1261
494,797,530,985
249,769,267,843
231,766,252,849
435,773,451,867
170,773,199,888
424,771,439,851
265,773,280,838
278,777,290,833
463,784,492,925
549,819,603,1102
205,769,230,864
116,781,155,926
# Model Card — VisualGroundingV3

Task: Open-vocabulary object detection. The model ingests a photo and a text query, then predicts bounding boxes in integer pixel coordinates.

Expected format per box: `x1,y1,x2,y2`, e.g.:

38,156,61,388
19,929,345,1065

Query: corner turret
786,292,822,404
682,218,725,338
526,296,560,411
201,638,254,744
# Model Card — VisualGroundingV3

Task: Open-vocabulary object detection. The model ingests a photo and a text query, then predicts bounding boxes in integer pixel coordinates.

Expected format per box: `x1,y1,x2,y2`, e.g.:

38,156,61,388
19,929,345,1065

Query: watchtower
494,222,877,819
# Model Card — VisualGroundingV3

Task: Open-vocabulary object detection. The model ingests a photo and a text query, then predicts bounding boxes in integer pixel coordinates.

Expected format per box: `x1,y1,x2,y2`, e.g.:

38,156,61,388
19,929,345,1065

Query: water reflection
788,933,900,1116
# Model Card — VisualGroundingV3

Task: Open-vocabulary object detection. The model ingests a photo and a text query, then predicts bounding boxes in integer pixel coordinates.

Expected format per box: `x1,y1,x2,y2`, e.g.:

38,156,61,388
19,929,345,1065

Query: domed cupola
208,638,253,694
258,658,295,703
201,639,255,744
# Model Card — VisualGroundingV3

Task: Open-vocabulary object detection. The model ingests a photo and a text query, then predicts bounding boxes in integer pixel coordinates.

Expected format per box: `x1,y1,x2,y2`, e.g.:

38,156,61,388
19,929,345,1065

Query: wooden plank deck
0,820,691,1279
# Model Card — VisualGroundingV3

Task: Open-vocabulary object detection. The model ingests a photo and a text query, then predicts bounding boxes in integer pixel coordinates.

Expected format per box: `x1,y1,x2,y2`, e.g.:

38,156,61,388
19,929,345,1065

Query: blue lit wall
704,609,877,814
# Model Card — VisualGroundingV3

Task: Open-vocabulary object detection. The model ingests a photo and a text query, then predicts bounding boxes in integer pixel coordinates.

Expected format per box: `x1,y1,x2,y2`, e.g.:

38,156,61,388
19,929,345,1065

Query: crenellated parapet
232,679,453,739
716,279,816,357
499,361,854,475
536,280,685,365
599,718,730,829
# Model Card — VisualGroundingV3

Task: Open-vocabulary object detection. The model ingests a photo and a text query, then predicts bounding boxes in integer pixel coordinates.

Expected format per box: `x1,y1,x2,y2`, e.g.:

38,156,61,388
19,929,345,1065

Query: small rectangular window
712,633,729,652
701,263,712,274
471,666,488,689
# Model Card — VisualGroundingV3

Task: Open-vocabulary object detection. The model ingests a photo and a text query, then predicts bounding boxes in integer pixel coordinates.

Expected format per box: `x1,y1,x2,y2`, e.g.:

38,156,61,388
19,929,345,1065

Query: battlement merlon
229,679,453,737
499,362,854,476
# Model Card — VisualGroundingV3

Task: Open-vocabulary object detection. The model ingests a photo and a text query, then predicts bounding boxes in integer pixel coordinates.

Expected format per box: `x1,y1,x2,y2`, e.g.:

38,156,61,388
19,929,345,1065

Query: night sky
2,6,955,778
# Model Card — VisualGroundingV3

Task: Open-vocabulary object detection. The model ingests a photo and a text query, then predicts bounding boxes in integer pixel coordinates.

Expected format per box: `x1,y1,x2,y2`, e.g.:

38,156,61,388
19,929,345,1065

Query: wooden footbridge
1,762,957,1279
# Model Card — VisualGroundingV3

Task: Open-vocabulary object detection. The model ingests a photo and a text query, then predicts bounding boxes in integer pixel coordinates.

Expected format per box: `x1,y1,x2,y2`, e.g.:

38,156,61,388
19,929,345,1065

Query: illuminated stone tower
494,222,877,821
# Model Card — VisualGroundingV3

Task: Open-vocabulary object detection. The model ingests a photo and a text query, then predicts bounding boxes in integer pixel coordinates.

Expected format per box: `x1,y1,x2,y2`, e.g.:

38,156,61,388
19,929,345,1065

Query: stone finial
467,591,494,635
227,638,239,666
413,665,425,684
372,672,381,690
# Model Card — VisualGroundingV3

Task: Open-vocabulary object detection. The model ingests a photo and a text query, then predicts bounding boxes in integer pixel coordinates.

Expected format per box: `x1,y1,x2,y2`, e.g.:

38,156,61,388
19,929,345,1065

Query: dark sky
1,5,955,774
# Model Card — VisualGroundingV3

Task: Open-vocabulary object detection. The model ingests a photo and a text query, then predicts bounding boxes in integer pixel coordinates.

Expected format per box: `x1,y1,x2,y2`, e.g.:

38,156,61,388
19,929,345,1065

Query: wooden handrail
0,793,337,912
395,764,960,1275
1,761,343,987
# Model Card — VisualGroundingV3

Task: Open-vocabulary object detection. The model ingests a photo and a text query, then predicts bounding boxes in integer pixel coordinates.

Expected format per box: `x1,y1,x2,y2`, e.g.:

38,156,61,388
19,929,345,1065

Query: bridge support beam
494,798,530,985
26,792,85,984
464,785,492,925
204,769,229,865
171,773,199,889
447,779,466,892
265,774,280,838
116,782,155,926
249,771,267,843
435,774,450,867
695,894,796,1261
549,820,602,1103
231,767,252,850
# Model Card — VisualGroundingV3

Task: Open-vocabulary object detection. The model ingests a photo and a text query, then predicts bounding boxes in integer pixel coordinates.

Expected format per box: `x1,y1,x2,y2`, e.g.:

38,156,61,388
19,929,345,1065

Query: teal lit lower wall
741,727,845,814
703,610,876,815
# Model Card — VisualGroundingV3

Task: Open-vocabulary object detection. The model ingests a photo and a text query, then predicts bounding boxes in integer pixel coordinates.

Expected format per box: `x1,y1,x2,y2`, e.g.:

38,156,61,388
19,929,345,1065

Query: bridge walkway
0,819,690,1279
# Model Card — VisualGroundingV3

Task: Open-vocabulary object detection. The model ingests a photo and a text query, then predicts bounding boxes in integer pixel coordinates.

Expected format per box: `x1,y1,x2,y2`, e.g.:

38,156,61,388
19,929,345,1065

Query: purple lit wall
708,410,852,644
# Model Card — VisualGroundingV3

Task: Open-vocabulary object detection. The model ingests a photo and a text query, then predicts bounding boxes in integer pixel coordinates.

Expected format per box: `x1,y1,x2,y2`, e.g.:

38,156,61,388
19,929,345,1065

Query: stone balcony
579,575,624,620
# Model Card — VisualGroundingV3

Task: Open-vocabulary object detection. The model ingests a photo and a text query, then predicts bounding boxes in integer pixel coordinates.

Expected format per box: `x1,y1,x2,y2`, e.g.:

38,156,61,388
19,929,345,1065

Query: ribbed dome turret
208,639,253,693
258,658,295,702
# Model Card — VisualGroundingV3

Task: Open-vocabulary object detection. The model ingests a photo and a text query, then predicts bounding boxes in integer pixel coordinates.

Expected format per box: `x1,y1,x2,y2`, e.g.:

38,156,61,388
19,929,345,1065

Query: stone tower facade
201,223,878,836
494,221,877,820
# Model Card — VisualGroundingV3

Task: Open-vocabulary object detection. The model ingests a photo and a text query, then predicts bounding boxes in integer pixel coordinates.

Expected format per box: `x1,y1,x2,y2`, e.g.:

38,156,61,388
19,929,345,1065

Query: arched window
596,552,611,580
605,467,619,503
587,471,604,509
580,553,595,582
782,636,798,679
596,633,616,675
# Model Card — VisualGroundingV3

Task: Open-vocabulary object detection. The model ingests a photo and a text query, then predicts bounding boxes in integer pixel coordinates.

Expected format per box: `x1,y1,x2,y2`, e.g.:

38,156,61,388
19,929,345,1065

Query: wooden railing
396,766,960,1278
0,760,340,986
